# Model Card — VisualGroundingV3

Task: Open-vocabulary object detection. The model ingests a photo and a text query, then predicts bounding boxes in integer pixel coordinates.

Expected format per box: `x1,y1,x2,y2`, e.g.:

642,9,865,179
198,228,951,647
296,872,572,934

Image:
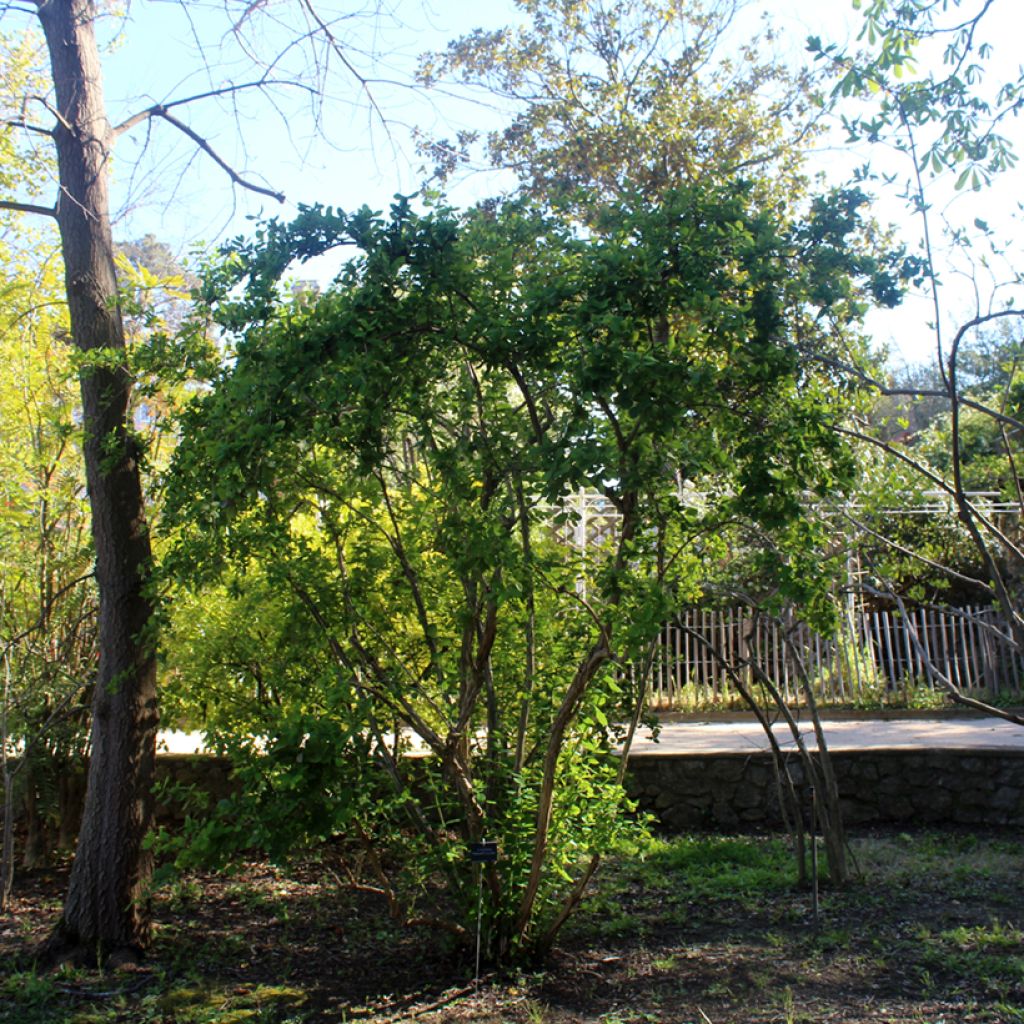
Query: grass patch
642,834,797,897
914,919,1024,1001
565,833,801,945
0,972,309,1024
600,832,797,898
151,982,308,1023
848,829,1024,897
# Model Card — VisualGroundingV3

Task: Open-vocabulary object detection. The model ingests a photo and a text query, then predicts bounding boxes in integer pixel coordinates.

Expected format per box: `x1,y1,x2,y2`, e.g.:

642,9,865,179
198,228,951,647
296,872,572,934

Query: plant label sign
468,841,498,863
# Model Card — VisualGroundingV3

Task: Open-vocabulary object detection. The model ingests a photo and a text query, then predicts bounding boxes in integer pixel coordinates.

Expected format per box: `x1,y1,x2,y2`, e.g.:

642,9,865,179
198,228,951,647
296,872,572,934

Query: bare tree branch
27,93,71,132
110,78,314,138
0,572,96,659
811,345,1024,434
869,580,1024,727
0,198,57,218
297,0,393,145
837,424,1024,567
838,508,995,597
148,107,285,203
3,118,52,137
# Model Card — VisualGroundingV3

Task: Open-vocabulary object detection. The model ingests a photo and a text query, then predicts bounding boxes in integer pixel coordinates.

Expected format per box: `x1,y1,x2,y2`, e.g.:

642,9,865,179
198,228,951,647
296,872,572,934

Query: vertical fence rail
648,605,1024,708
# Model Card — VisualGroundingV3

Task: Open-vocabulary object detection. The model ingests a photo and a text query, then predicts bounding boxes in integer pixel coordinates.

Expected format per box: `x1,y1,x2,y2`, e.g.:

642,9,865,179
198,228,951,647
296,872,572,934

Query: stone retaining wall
155,748,1024,832
625,748,1024,831
154,755,236,823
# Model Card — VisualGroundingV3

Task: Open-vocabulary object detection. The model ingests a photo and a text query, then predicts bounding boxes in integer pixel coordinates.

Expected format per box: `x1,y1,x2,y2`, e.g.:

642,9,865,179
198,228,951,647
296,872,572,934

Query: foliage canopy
162,180,897,955
418,0,821,218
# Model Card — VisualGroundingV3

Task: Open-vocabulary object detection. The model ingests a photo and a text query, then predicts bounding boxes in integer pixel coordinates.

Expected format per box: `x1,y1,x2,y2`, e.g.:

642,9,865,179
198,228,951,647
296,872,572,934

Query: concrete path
159,715,1024,758
628,715,1024,756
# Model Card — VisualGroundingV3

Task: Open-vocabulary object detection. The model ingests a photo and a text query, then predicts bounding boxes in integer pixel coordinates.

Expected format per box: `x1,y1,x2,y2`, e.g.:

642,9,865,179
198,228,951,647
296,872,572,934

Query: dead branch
0,571,95,655
837,508,995,596
377,984,479,1024
0,199,57,218
3,118,52,137
836,425,1024,566
875,582,1024,727
110,79,315,138
145,108,284,202
810,343,1024,435
26,94,71,132
296,0,393,145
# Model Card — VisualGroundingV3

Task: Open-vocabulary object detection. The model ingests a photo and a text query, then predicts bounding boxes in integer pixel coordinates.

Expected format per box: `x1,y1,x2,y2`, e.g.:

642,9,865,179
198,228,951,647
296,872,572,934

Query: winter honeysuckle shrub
159,185,905,958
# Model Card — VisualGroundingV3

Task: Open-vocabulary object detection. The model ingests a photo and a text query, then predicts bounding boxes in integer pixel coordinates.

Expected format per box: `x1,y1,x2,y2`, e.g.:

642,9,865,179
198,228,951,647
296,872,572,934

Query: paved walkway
159,715,1024,758
628,715,1024,756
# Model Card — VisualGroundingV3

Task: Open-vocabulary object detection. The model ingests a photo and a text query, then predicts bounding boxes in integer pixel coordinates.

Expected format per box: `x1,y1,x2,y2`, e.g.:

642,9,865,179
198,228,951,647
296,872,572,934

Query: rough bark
36,0,159,961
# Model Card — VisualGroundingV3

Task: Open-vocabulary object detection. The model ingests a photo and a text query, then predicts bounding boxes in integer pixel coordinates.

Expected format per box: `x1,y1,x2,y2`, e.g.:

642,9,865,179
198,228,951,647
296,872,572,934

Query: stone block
627,746,1024,833
991,785,1021,812
952,803,984,825
847,760,879,782
734,786,764,810
682,776,713,797
683,794,713,810
710,759,746,783
877,775,907,796
711,801,740,827
654,791,677,811
838,799,875,825
878,796,915,820
661,807,697,830
912,788,953,816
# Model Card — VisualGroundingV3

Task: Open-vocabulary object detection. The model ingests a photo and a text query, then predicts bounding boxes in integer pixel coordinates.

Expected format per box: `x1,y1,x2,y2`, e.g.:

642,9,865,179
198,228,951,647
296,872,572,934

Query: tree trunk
21,768,46,869
57,766,87,852
1,764,15,913
37,0,159,962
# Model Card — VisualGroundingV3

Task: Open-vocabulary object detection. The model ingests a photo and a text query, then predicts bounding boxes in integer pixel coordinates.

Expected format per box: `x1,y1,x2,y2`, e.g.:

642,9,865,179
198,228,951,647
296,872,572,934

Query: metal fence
647,605,1024,708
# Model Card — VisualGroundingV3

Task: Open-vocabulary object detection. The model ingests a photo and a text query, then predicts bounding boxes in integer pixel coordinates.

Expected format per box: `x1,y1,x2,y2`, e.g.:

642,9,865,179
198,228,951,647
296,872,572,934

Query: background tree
811,0,1024,719
0,227,95,911
416,0,910,883
0,33,93,915
0,0,396,961
418,0,822,218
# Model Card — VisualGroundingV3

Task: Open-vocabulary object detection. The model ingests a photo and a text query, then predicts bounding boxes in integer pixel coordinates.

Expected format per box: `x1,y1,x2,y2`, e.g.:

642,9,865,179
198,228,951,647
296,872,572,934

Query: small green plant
0,970,59,1024
943,920,1024,950
656,674,749,713
165,876,203,912
914,919,1024,1001
154,981,308,1023
524,999,551,1024
778,983,817,1024
991,1002,1024,1023
810,927,852,953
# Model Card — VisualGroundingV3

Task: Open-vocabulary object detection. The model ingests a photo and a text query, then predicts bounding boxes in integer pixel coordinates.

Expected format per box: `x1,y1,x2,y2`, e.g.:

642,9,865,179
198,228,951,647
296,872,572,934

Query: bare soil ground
2,828,1024,1023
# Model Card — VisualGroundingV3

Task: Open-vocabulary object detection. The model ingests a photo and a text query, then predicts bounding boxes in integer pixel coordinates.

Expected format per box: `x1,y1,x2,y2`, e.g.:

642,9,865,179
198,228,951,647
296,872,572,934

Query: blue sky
14,0,1022,367
96,1,863,229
